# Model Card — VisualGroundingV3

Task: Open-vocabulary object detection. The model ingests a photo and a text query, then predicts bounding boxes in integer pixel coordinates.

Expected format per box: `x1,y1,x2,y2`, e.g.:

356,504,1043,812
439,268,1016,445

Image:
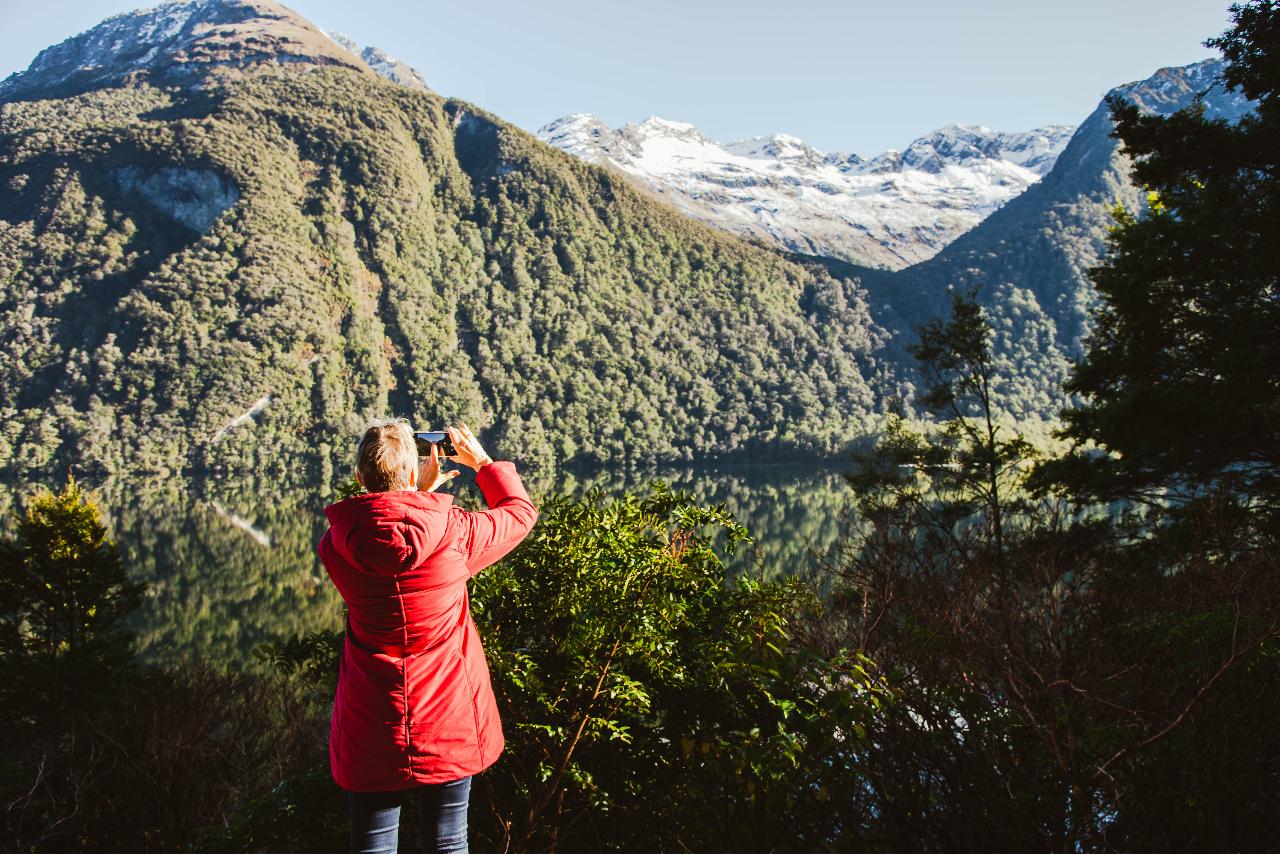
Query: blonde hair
356,418,418,492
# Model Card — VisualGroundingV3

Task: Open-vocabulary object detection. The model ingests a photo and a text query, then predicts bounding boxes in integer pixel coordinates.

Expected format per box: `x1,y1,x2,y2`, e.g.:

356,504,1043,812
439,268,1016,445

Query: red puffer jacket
318,461,537,791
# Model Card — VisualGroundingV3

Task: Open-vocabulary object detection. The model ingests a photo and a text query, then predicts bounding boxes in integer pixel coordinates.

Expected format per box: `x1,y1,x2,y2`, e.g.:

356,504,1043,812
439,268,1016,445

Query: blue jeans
347,776,471,854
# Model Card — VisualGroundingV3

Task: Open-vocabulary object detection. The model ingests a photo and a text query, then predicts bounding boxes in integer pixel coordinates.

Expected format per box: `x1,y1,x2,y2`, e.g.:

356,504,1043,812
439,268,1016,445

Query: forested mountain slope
0,0,891,486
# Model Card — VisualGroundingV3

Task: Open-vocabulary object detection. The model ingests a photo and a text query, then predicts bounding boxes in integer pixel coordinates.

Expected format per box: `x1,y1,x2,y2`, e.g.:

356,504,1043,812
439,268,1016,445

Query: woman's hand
447,422,493,472
419,441,460,492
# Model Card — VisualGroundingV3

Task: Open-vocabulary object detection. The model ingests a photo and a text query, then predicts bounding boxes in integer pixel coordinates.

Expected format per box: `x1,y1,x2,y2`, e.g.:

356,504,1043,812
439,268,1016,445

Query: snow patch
538,114,1075,269
210,395,271,444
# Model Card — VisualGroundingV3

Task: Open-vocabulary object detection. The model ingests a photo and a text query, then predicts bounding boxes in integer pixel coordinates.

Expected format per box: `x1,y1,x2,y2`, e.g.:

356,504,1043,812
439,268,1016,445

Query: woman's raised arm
446,423,538,575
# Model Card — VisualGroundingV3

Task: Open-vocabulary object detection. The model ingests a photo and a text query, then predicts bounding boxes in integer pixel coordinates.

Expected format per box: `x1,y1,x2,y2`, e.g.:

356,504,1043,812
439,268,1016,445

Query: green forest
0,52,894,488
2,0,1279,851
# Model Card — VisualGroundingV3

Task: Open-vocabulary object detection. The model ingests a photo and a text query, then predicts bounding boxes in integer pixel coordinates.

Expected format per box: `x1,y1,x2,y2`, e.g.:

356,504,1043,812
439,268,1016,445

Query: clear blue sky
0,0,1231,155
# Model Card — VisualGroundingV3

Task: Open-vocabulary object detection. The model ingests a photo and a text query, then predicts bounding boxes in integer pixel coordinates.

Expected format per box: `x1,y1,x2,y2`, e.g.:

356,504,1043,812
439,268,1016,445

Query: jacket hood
324,490,454,575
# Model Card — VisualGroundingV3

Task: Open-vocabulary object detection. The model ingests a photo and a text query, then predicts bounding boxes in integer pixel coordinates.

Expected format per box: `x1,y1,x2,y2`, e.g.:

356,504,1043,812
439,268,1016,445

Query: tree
1032,1,1280,525
899,287,1039,580
0,477,145,723
838,294,1095,850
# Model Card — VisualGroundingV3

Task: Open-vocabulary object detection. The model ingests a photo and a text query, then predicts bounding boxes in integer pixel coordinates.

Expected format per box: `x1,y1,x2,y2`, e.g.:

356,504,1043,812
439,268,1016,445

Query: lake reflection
3,460,859,664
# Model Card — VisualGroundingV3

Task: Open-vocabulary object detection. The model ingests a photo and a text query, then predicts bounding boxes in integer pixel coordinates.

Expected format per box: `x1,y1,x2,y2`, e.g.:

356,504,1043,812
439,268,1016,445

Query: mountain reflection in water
1,460,857,664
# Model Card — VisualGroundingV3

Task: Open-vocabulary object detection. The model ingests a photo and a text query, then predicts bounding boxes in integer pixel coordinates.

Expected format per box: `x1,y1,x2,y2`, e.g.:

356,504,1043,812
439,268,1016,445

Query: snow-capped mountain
538,115,1075,269
0,0,404,102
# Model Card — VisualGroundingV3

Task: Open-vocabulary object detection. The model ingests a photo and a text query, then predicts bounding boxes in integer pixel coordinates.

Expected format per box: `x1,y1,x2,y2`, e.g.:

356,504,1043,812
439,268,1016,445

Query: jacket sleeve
450,460,538,575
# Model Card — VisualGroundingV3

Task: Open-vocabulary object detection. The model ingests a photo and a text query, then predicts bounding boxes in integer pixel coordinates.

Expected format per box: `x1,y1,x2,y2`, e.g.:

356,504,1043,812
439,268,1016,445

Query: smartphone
414,431,457,458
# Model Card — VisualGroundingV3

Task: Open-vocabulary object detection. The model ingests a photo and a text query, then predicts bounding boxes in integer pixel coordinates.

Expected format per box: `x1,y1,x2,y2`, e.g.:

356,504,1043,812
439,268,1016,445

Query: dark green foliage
193,769,348,854
849,290,1041,582
0,65,886,490
0,478,141,654
469,484,888,851
195,632,348,854
0,649,349,853
906,290,1040,567
254,623,342,684
1034,1,1280,521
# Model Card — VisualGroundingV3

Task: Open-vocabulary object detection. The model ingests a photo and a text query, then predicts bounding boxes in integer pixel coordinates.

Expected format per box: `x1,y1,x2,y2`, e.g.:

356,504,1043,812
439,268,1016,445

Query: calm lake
8,459,860,664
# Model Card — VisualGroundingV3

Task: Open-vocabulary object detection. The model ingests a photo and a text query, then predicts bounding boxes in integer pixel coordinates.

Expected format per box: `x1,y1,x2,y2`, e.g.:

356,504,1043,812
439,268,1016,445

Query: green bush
470,484,887,851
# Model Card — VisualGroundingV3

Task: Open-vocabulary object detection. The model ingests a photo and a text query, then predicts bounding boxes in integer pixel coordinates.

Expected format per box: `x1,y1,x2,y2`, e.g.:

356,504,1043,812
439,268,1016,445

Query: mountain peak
1109,58,1248,121
636,116,697,133
0,0,396,102
625,116,712,145
323,30,429,92
537,113,640,162
724,132,824,164
865,123,1076,176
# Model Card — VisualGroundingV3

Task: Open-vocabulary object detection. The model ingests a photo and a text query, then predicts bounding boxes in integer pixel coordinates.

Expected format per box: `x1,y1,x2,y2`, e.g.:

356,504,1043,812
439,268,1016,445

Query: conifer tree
0,478,144,724
1033,1,1280,522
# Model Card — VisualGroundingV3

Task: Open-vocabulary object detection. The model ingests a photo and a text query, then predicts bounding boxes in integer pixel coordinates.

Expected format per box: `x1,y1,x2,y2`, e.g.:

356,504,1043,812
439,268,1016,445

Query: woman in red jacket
318,419,538,854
